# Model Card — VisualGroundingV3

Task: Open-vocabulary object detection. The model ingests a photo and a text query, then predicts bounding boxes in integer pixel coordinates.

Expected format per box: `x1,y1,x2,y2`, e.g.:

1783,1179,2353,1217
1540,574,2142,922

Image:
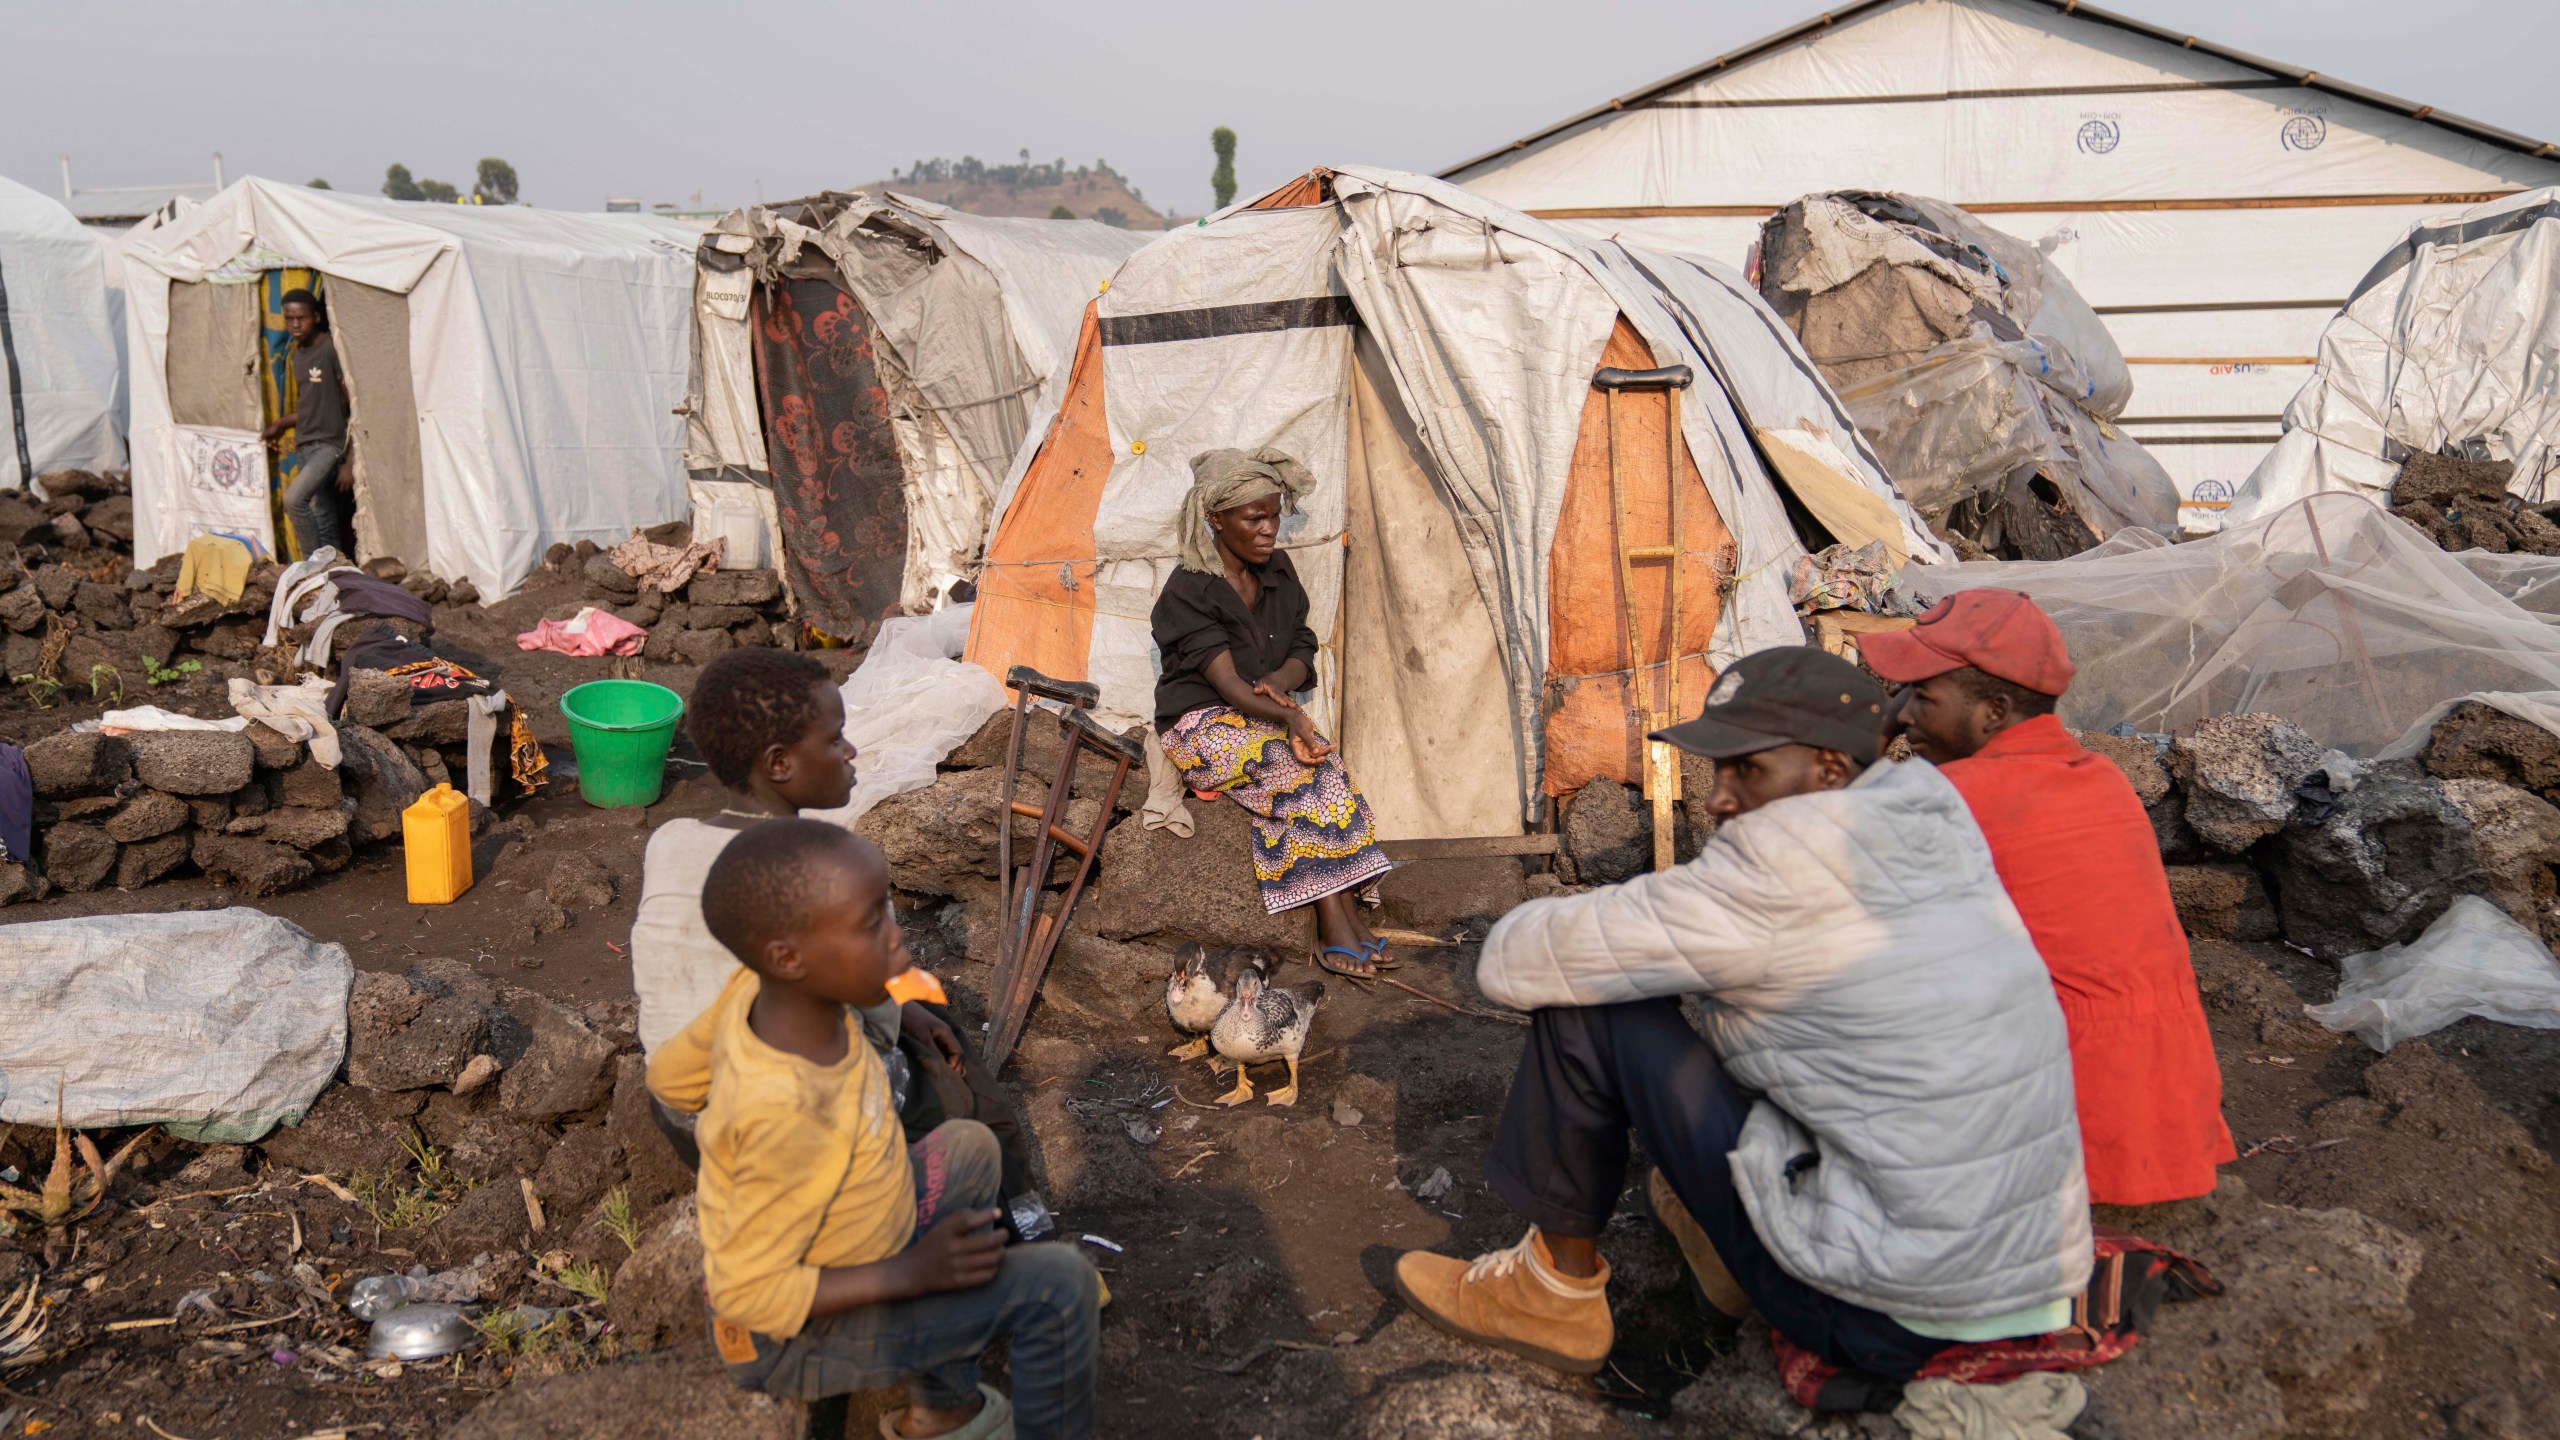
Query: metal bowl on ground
366,1302,479,1360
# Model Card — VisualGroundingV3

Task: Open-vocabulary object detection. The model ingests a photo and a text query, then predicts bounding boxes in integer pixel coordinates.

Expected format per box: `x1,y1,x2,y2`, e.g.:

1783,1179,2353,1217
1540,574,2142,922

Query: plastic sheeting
808,603,1007,827
123,178,702,598
2306,896,2560,1052
690,194,1148,613
2236,188,2560,525
1903,492,2560,755
0,907,351,1142
0,174,125,488
1758,191,2177,551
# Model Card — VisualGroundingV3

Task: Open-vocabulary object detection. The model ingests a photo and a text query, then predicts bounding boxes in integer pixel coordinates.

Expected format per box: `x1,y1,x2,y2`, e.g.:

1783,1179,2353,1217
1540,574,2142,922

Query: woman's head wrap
1178,447,1317,574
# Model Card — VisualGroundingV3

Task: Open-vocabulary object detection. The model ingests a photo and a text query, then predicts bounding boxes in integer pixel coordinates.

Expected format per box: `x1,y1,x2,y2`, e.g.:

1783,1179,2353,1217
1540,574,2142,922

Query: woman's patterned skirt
1160,705,1392,914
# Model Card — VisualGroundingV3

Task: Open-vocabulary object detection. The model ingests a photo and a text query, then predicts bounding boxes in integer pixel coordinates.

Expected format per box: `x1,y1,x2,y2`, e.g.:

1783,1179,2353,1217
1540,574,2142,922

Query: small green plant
349,1130,469,1229
475,1305,575,1359
598,1185,642,1254
143,656,201,687
87,664,121,704
10,674,60,710
547,1257,610,1305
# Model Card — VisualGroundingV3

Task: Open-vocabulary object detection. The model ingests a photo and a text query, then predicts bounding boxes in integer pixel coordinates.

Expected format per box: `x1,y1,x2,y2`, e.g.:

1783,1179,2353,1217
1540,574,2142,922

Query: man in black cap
1393,647,2090,1388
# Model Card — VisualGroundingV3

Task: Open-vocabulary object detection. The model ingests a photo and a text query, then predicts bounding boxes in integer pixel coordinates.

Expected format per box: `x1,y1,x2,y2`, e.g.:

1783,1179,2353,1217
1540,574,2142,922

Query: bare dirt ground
3,576,2558,1437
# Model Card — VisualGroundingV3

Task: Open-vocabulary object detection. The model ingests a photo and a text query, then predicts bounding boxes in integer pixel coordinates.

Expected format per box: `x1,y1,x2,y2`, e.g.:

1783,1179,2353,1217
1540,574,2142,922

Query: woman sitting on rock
1150,448,1393,977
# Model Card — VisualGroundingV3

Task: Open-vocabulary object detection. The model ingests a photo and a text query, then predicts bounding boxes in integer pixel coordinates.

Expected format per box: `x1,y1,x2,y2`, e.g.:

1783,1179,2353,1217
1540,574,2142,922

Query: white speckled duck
1163,943,1264,1064
1210,965,1323,1108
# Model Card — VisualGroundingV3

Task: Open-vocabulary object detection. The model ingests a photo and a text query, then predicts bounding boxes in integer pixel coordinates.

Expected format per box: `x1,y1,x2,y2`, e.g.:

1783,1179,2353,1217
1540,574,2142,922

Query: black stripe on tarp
1098,295,1357,347
0,254,30,489
2348,197,2560,304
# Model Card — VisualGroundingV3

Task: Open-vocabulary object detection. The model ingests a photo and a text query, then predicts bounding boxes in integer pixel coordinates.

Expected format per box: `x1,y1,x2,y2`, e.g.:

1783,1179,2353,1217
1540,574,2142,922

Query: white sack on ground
1902,493,2560,755
2235,189,2560,525
809,603,1005,826
1757,192,2177,555
0,908,351,1142
2307,896,2560,1052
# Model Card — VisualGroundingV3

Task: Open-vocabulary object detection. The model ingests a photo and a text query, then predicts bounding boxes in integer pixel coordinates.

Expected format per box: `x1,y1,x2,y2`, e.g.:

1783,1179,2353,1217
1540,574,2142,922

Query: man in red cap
1861,590,2233,1206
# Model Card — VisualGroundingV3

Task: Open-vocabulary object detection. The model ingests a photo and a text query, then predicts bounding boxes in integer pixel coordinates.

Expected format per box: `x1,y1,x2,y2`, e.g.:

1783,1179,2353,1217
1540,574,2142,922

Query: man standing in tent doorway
261,289,354,558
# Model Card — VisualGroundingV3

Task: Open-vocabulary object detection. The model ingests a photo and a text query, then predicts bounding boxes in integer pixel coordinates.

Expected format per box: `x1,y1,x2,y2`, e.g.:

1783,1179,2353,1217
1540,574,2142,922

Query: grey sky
7,0,2555,217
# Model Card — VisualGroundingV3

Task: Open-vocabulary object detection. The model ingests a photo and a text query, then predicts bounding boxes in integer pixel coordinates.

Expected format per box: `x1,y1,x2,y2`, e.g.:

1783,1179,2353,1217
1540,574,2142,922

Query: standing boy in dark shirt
261,289,354,557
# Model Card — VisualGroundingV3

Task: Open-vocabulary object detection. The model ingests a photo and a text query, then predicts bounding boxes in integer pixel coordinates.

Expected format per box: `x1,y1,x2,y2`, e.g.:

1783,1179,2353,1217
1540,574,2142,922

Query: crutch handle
1006,665,1099,709
1593,365,1695,391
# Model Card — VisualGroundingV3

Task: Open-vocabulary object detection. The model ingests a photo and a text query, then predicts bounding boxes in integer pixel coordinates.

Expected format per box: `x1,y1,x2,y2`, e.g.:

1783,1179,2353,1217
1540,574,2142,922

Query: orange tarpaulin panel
1542,319,1735,796
965,304,1113,689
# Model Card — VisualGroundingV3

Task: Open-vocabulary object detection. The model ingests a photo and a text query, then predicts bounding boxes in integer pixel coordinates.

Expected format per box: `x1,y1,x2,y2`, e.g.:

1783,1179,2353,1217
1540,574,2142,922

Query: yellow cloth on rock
173,535,252,604
647,967,915,1339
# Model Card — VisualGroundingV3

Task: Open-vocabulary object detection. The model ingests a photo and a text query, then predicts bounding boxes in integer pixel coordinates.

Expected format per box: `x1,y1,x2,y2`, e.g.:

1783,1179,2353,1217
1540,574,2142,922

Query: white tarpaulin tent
967,166,1946,838
1440,0,2560,522
0,173,124,489
687,192,1147,631
122,178,701,598
2233,189,2560,524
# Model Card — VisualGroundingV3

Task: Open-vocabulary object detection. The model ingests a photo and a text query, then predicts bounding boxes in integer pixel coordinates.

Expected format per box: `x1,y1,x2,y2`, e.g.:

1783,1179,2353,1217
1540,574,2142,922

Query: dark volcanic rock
102,790,189,843
337,724,427,845
42,823,118,891
256,1083,428,1176
1561,780,1647,887
347,993,487,1092
2266,762,2482,958
112,830,193,888
2421,699,2560,800
24,730,132,797
498,995,619,1123
190,833,314,897
684,569,780,607
129,730,256,796
2165,863,2279,942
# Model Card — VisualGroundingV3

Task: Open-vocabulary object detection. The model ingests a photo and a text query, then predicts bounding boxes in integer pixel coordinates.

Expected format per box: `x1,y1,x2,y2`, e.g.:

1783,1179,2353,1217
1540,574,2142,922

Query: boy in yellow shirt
649,819,1099,1440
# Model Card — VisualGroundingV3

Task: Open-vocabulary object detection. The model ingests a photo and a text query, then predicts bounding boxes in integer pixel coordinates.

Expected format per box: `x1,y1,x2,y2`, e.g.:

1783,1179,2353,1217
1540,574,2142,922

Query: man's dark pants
1484,997,1946,1381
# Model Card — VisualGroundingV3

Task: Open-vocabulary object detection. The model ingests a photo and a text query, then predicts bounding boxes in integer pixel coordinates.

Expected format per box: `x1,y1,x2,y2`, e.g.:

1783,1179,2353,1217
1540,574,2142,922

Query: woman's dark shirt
1150,549,1320,730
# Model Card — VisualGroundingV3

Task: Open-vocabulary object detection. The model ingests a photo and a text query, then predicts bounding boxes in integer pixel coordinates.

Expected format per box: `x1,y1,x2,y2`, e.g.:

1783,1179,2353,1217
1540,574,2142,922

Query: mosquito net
1901,494,2560,755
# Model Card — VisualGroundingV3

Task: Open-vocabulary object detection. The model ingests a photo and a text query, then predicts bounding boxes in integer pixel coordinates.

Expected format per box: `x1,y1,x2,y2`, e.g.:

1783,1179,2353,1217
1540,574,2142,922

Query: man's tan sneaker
1645,1169,1752,1322
1391,1229,1613,1375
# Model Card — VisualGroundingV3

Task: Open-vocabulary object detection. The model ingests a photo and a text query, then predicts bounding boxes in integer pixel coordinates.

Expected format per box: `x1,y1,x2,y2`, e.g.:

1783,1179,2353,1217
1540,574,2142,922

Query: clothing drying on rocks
1398,646,2092,1384
1151,449,1390,976
515,605,648,657
1866,590,2235,1204
646,820,1099,1440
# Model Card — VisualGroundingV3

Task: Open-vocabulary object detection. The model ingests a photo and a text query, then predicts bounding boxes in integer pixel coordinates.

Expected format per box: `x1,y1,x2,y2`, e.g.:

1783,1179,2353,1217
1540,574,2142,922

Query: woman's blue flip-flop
1360,936,1402,971
1316,945,1379,979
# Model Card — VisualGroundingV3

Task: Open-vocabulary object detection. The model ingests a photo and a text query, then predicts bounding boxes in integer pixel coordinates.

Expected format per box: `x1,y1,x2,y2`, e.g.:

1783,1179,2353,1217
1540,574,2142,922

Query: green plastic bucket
558,680,686,808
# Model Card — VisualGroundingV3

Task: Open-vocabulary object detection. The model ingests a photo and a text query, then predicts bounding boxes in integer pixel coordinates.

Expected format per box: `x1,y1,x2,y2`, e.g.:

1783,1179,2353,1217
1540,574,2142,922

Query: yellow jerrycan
403,783,474,904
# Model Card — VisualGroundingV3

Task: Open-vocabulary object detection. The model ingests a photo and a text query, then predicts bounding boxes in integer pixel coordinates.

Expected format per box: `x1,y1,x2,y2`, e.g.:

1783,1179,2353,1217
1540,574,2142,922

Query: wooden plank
1381,834,1560,861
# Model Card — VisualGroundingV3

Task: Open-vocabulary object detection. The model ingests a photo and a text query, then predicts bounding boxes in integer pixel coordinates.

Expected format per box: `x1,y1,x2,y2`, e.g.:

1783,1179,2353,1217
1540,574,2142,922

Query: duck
1163,943,1264,1064
1210,966,1323,1108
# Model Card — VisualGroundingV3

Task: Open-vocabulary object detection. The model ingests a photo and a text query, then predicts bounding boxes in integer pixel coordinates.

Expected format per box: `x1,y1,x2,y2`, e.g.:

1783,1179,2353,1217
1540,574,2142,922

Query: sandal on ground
880,1383,1013,1440
1316,944,1380,979
1360,936,1402,970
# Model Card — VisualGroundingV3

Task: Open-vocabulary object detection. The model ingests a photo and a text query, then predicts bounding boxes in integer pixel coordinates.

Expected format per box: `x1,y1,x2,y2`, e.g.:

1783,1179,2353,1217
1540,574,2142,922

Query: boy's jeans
717,1120,1100,1440
282,441,352,558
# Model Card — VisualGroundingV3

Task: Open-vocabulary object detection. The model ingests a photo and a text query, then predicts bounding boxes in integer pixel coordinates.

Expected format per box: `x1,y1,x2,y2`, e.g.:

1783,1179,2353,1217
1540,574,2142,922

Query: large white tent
0,174,124,489
123,178,701,597
1441,0,2560,517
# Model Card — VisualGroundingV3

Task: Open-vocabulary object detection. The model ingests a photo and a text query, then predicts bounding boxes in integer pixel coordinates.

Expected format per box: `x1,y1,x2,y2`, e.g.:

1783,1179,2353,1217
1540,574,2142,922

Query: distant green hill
863,155,1170,229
